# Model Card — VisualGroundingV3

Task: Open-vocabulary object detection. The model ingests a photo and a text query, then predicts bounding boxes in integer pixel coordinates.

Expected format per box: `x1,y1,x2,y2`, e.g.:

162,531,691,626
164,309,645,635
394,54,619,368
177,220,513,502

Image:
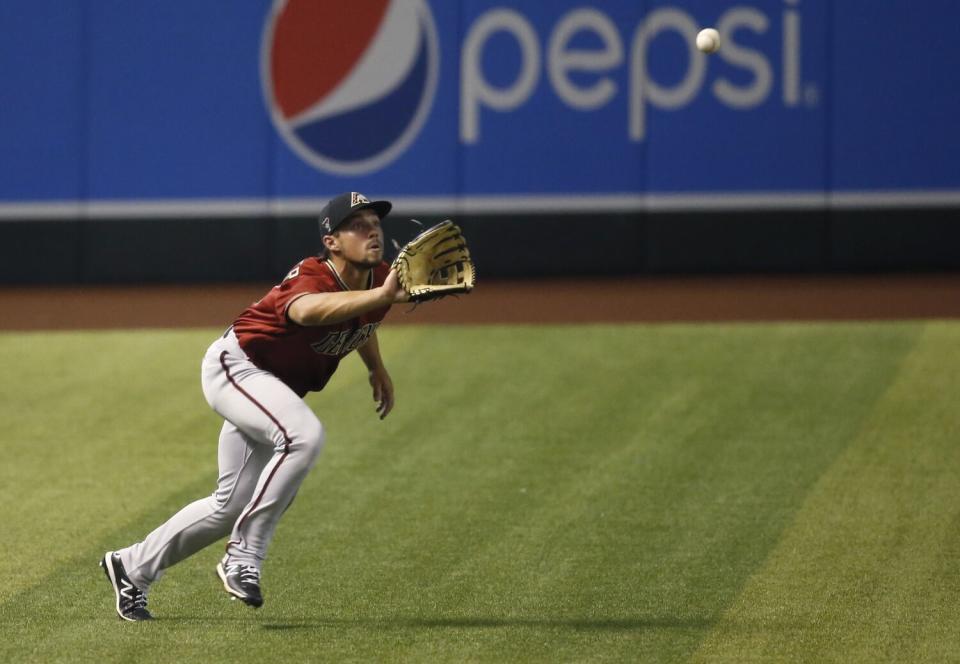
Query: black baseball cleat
100,551,153,621
216,561,263,608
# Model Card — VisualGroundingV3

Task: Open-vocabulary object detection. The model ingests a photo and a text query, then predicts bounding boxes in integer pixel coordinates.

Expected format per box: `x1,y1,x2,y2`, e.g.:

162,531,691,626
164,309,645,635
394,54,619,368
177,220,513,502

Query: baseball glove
391,220,476,303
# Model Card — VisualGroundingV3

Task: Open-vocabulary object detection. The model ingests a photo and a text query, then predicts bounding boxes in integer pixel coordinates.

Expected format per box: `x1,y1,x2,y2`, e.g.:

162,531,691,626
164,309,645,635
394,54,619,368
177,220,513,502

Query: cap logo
321,216,331,233
351,192,370,207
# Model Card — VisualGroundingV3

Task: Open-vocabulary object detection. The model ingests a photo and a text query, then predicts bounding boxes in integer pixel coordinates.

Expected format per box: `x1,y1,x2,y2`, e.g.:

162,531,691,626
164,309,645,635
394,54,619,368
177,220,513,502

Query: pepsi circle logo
261,0,439,175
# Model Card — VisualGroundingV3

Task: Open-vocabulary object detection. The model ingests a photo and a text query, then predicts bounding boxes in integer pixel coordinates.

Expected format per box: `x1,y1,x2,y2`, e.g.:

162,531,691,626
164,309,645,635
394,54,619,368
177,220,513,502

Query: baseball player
100,192,407,621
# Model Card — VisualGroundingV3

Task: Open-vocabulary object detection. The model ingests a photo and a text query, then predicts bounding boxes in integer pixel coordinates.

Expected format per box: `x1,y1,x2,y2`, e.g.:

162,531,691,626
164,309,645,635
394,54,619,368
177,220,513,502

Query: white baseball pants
117,329,325,591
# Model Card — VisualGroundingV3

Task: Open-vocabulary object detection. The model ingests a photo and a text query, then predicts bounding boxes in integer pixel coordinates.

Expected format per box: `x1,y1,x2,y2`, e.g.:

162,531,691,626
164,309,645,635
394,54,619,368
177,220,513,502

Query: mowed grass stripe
692,322,960,663
0,323,928,662
0,330,222,603
359,325,918,662
0,327,420,603
0,327,427,662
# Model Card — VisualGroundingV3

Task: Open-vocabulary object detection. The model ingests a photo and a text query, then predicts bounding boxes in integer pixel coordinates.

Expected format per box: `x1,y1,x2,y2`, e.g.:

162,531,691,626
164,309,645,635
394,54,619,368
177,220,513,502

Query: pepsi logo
261,0,439,175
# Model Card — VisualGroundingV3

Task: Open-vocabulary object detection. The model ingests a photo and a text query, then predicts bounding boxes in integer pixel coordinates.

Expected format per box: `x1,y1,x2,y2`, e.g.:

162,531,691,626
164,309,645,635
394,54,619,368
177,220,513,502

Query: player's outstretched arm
288,270,408,326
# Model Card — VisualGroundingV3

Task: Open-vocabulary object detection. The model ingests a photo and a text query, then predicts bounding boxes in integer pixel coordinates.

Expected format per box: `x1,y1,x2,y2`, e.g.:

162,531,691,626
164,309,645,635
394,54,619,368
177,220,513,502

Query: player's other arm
357,331,395,419
288,270,406,326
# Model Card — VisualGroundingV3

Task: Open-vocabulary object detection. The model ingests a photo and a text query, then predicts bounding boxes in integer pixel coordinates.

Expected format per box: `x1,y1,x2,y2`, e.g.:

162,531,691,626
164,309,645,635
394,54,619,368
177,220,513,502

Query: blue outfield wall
0,0,958,282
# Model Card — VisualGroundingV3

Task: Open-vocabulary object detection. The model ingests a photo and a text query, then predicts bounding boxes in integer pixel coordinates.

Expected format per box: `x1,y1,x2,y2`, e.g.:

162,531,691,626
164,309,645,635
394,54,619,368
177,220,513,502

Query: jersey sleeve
272,260,338,321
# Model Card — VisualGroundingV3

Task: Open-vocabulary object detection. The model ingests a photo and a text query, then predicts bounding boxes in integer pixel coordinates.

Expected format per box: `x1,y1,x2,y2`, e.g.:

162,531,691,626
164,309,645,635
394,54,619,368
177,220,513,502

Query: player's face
336,209,384,268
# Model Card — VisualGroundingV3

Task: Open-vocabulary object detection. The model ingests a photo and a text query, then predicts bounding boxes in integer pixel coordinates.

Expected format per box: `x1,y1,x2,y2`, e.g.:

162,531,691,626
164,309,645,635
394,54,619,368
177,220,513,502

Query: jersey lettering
310,322,380,357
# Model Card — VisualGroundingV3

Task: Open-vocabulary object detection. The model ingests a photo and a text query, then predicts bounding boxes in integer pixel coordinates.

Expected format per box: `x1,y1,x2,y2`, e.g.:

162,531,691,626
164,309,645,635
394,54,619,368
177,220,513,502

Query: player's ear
322,234,339,253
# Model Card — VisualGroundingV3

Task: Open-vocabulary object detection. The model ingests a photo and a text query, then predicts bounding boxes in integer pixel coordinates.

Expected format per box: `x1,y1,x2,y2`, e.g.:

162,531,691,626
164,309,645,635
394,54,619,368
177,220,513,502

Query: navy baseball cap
318,192,392,235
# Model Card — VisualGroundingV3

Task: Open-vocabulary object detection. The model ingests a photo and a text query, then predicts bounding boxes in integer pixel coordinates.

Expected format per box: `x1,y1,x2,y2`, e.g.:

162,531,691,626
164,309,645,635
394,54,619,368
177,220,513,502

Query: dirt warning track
1,275,958,331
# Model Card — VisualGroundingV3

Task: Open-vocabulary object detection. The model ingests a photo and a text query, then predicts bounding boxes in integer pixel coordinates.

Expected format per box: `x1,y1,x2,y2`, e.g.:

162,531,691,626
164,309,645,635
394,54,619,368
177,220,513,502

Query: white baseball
696,28,721,54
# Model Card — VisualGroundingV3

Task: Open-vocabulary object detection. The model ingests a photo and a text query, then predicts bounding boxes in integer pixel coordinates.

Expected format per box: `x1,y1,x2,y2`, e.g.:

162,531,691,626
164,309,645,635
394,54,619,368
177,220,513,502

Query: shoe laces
120,580,148,611
228,563,261,586
132,591,149,611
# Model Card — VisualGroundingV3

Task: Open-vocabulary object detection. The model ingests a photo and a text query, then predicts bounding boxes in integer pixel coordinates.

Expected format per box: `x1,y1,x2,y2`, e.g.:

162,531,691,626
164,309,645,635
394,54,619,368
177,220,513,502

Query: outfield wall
3,208,959,285
1,1,958,282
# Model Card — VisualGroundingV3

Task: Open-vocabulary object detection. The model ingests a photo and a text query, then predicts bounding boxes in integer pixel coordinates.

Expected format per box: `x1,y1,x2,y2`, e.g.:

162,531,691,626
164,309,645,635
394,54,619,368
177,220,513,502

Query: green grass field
1,322,958,662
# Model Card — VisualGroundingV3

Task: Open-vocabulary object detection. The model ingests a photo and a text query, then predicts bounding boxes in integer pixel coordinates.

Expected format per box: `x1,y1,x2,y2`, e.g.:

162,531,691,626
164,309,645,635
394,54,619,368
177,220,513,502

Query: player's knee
220,501,246,525
209,492,246,525
291,417,325,464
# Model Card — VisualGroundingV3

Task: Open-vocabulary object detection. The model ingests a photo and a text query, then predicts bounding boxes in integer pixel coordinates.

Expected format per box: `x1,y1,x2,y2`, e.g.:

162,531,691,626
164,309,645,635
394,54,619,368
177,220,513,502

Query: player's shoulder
294,256,338,281
278,256,339,290
284,258,387,289
295,256,327,276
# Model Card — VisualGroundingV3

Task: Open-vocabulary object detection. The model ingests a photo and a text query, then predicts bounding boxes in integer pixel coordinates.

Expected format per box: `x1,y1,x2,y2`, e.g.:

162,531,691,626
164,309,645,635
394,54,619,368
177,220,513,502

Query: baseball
696,28,721,54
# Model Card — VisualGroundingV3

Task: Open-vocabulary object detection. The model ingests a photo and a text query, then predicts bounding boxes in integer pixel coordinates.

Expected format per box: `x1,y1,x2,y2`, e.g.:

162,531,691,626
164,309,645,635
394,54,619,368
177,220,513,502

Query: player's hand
368,365,395,420
381,269,410,304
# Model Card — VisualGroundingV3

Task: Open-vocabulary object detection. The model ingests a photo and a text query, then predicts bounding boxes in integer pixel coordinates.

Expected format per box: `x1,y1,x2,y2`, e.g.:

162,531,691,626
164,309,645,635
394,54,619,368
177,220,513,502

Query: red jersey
232,258,391,396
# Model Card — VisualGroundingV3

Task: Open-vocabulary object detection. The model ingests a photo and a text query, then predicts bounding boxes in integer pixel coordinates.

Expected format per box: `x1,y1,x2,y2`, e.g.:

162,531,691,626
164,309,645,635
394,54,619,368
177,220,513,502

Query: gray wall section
830,209,960,271
0,221,83,283
81,217,275,282
0,210,957,284
645,212,832,273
